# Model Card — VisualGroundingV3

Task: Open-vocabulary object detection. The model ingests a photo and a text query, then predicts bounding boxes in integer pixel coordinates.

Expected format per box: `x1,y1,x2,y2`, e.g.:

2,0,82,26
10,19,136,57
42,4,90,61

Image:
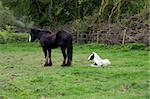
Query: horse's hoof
47,62,52,66
44,65,51,67
66,62,71,66
44,64,51,67
65,64,71,66
61,64,71,67
44,65,50,67
61,64,66,66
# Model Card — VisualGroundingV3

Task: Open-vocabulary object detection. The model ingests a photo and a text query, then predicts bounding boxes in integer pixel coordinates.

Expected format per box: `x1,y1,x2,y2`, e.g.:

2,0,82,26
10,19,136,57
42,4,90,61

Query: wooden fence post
97,32,99,43
122,29,126,45
77,32,79,43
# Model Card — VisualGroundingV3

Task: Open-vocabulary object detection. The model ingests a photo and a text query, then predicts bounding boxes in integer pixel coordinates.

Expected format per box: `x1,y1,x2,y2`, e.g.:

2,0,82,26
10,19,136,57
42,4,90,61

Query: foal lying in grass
88,52,111,67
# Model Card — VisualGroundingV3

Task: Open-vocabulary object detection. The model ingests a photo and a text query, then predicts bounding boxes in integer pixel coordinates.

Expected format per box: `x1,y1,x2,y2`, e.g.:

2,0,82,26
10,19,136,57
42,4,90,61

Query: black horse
29,28,73,66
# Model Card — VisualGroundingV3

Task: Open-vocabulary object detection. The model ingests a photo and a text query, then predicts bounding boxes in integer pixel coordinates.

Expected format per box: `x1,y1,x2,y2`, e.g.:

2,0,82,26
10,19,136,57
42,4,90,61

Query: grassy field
0,43,149,99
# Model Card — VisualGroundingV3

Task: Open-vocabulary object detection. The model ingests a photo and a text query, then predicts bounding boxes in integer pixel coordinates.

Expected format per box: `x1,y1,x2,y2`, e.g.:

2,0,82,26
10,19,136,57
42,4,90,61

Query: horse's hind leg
60,47,67,66
66,43,72,66
48,49,52,66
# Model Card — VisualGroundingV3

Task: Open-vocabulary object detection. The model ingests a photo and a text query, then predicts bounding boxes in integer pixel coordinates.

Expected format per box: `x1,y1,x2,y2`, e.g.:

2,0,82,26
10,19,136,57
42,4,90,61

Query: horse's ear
31,28,38,34
31,28,34,32
46,31,52,34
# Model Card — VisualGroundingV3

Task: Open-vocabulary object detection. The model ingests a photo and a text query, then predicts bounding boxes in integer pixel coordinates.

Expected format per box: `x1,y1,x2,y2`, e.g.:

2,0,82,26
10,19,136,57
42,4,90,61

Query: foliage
0,1,15,29
0,43,149,98
0,31,28,44
122,43,146,50
0,0,149,45
1,0,149,27
112,43,148,51
0,31,8,44
8,33,28,43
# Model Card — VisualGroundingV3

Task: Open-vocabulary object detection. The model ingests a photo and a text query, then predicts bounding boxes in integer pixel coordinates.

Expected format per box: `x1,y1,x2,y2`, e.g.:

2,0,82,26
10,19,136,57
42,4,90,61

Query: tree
0,1,15,29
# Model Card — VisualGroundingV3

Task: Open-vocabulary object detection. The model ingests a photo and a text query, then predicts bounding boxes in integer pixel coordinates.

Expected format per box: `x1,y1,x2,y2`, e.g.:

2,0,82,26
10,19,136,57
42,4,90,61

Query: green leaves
0,0,148,27
0,1,15,29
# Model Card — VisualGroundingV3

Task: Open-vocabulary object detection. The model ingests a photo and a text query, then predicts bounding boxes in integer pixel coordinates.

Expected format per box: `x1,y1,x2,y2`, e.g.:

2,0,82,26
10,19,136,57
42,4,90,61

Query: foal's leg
60,47,67,66
48,49,52,66
43,48,49,66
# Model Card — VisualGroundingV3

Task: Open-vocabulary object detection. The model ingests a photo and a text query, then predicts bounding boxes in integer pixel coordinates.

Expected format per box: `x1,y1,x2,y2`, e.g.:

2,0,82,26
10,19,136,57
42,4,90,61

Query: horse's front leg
43,48,49,66
60,47,67,66
48,49,52,66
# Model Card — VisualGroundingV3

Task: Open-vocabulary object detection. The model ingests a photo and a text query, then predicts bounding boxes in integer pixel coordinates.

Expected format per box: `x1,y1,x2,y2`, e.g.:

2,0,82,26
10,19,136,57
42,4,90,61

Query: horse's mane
56,28,72,34
31,28,52,34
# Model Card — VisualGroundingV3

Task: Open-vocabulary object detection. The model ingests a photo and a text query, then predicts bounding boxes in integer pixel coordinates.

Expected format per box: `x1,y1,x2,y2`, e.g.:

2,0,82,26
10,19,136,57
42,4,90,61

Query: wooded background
0,0,149,45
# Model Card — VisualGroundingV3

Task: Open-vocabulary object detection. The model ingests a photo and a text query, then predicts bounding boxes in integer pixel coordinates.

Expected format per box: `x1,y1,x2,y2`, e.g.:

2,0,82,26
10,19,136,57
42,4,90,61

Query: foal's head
88,52,95,61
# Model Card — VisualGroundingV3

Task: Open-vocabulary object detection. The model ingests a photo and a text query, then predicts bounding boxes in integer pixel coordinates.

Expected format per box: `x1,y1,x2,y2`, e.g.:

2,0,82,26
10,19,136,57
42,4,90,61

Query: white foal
88,52,111,67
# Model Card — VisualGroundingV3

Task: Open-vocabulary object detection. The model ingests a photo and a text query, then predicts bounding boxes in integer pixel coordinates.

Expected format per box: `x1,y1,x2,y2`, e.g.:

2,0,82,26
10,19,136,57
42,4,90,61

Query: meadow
0,43,149,99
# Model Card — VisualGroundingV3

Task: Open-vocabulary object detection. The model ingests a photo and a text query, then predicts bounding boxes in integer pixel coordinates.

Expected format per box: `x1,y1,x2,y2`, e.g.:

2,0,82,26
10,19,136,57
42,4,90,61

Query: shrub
0,34,6,44
0,31,8,44
0,31,28,44
7,33,28,43
0,1,15,29
124,43,146,50
120,43,147,51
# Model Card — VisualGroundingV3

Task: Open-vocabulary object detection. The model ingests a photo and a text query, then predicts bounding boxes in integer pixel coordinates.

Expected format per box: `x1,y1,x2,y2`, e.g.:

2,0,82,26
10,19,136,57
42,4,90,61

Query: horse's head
29,28,52,42
88,52,95,61
28,28,38,42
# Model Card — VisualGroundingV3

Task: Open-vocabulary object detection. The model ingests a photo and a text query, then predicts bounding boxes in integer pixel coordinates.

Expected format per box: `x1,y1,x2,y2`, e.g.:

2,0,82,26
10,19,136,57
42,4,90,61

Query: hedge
0,31,28,44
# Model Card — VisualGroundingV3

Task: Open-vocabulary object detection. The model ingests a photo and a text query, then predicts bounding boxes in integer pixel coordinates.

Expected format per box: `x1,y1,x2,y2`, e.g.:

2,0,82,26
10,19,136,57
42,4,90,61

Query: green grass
0,43,149,99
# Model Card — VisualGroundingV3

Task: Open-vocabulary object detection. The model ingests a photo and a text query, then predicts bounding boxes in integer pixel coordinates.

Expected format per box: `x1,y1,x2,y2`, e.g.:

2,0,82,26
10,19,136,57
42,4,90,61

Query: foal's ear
92,52,95,54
